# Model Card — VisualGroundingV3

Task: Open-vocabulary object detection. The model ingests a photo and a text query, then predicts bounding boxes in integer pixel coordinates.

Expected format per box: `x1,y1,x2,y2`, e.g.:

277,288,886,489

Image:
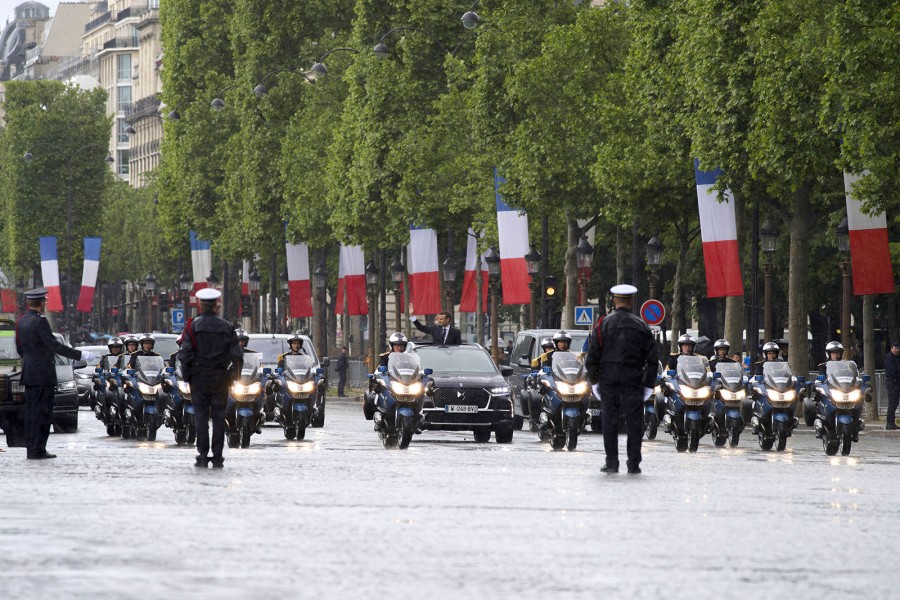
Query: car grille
432,387,490,408
0,374,7,403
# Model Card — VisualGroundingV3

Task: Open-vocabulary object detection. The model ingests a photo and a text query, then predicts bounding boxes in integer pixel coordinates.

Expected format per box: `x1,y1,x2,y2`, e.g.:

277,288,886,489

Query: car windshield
414,347,498,375
0,334,20,360
153,337,179,359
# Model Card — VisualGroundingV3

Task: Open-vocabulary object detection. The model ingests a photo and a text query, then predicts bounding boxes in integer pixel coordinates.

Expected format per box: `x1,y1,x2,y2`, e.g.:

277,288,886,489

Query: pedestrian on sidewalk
336,347,349,397
884,341,900,430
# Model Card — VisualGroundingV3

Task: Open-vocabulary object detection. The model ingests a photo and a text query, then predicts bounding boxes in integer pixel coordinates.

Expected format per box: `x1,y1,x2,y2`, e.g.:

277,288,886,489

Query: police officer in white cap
15,288,95,459
177,288,243,468
584,284,659,474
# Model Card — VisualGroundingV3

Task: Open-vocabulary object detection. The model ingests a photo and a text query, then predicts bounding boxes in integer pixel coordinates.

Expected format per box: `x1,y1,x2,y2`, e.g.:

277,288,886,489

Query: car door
509,333,536,416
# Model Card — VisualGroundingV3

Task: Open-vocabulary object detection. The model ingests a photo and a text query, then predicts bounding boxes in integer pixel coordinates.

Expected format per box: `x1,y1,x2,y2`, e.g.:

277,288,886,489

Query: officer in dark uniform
99,337,125,370
753,341,782,376
177,288,243,468
709,339,736,372
585,284,658,474
235,328,256,353
277,332,306,370
128,333,161,369
531,331,571,369
15,288,95,459
379,332,408,367
667,333,698,371
817,341,846,375
123,334,139,355
884,341,900,430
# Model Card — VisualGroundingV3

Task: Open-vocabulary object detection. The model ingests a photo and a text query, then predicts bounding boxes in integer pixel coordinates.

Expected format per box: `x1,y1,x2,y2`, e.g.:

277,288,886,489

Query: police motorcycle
270,354,324,440
644,361,664,440
811,361,869,456
533,351,590,451
662,355,713,452
226,352,267,449
161,363,196,446
92,353,128,437
367,353,429,450
122,355,167,441
709,362,747,447
749,361,805,451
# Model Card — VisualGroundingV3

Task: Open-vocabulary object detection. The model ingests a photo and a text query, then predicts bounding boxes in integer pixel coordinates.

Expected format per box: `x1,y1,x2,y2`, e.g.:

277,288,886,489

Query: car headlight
177,381,191,394
489,386,510,395
138,383,160,395
56,381,76,392
287,381,316,394
556,381,589,396
233,382,262,395
390,381,423,396
683,386,710,399
766,389,795,401
830,389,861,403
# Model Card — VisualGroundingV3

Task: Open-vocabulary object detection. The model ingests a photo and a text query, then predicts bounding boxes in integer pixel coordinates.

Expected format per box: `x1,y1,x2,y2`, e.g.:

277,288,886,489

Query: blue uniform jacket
15,309,84,386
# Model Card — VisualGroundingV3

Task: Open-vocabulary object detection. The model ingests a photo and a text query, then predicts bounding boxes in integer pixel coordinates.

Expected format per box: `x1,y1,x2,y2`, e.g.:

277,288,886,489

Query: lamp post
836,216,852,359
760,217,778,342
646,234,663,299
575,235,594,306
442,253,457,314
279,268,289,333
249,267,261,332
206,269,220,291
525,244,541,329
365,261,380,371
314,259,327,360
484,247,501,365
144,273,156,332
391,252,405,337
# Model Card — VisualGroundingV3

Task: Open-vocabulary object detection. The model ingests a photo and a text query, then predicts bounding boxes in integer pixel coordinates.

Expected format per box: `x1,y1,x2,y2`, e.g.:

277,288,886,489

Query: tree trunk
725,189,745,354
615,226,626,286
563,214,579,329
788,184,813,377
670,237,688,353
863,295,877,420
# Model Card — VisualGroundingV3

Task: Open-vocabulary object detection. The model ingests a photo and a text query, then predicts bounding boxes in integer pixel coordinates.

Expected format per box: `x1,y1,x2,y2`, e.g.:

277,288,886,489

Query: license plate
445,405,478,413
588,409,602,416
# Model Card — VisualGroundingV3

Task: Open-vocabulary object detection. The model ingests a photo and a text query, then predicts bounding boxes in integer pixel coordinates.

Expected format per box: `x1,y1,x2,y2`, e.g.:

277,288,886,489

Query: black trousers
887,385,899,421
598,381,644,469
192,381,228,461
338,371,347,397
25,385,54,455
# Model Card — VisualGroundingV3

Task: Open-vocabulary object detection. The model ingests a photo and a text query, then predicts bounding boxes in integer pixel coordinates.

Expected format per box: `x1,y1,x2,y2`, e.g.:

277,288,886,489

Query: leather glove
80,350,96,363
643,387,654,402
591,383,601,401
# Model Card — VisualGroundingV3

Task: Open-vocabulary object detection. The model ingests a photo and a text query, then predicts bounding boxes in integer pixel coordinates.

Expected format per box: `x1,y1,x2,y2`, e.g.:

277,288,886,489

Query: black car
413,344,515,444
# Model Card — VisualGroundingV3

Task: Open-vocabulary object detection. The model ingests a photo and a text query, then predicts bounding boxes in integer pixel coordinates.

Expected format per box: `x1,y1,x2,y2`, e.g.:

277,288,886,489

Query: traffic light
544,276,559,329
544,276,558,302
158,292,169,312
241,295,251,313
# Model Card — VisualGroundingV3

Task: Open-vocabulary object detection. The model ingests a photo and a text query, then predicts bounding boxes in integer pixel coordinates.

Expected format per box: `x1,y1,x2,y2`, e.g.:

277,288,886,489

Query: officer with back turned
584,284,658,475
15,288,95,459
177,288,243,469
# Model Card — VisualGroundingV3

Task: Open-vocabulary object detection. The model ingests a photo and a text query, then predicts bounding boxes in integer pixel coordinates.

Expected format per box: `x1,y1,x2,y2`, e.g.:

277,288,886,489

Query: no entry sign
640,299,665,326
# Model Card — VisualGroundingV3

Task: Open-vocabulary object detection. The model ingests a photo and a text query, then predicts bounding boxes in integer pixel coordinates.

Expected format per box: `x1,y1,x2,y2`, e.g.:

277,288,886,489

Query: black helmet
107,336,123,349
138,333,155,349
235,328,249,343
540,337,554,351
762,341,780,355
825,341,843,357
552,330,572,349
388,332,408,350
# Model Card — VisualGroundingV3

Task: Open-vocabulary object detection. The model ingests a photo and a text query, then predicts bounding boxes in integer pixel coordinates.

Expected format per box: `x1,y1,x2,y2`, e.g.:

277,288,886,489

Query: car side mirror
517,357,531,368
500,366,514,377
73,360,87,369
423,368,433,376
262,367,271,375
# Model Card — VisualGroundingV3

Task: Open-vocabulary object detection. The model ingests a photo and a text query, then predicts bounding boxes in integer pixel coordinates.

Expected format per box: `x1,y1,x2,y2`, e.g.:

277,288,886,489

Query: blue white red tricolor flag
694,160,744,298
189,230,212,295
286,242,312,318
336,245,368,316
407,226,441,314
76,237,101,313
459,228,488,313
493,169,531,305
0,270,16,313
843,173,895,295
39,236,63,312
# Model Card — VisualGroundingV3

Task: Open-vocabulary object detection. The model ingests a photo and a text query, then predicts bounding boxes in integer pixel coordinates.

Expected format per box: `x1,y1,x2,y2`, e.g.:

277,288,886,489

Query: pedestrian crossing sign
574,306,594,327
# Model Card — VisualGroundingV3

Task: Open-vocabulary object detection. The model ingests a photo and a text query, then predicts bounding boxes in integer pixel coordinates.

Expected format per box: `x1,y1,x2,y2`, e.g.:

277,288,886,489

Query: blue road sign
640,300,665,326
171,308,186,332
574,306,594,327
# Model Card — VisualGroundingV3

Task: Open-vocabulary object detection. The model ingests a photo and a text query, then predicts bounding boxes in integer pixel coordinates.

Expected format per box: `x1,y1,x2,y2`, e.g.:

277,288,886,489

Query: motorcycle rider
235,328,255,353
709,339,735,371
817,341,846,375
529,338,555,368
753,341,783,375
128,333,161,369
378,332,409,368
531,330,572,369
277,332,306,370
667,334,698,371
123,334,139,355
99,337,125,370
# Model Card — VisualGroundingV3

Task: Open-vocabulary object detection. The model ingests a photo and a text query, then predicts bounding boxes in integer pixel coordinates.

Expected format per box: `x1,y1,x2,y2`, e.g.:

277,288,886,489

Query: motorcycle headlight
56,381,76,392
683,386,710,399
830,389,861,403
287,381,316,394
233,382,262,395
722,389,745,401
177,381,191,394
766,389,795,401
556,381,589,396
489,386,510,395
390,381,423,396
653,385,661,395
138,383,160,395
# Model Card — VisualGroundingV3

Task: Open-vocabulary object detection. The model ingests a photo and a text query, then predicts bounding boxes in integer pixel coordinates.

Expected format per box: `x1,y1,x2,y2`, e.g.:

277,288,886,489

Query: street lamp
310,47,360,78
837,216,852,358
206,269,220,291
442,253,458,313
145,273,156,332
646,234,663,299
249,267,261,332
760,217,778,342
178,271,191,309
575,235,594,306
253,69,315,98
525,243,541,328
314,256,327,360
365,260,380,371
484,247,501,364
390,251,405,336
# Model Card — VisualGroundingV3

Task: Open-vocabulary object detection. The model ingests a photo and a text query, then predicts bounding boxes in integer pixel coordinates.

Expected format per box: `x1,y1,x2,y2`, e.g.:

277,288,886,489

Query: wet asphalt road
2,401,899,600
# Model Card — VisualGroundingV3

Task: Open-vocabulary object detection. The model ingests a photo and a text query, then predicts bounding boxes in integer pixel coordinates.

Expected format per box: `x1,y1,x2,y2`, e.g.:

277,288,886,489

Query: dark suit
336,353,348,397
411,319,462,345
15,309,84,456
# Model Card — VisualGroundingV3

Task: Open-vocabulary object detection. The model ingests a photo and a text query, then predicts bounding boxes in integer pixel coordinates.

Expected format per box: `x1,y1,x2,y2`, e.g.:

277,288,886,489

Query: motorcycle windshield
826,360,858,393
388,353,421,385
285,354,315,382
715,362,744,390
135,356,165,385
551,352,584,384
763,362,794,392
240,353,263,384
676,355,710,388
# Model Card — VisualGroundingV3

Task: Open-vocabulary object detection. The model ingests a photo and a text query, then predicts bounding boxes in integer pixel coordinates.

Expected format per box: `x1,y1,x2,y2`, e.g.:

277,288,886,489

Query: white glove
80,350,96,363
591,383,601,401
643,387,654,402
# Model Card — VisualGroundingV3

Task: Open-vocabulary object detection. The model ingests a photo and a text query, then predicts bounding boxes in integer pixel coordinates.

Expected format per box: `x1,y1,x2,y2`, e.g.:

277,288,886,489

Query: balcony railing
85,11,111,33
114,7,132,21
102,36,139,50
123,95,161,120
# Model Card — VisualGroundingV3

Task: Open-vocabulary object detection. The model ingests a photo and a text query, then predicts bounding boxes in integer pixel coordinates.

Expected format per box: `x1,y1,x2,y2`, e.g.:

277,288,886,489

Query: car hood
56,365,74,382
75,367,95,379
430,373,506,388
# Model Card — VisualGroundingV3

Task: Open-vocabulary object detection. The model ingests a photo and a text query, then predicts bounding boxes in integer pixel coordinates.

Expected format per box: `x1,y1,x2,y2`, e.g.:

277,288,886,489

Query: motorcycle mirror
862,374,871,382
667,370,676,377
275,368,283,375
111,368,118,374
94,367,103,375
127,369,136,376
263,367,271,375
755,375,763,382
542,366,551,374
367,374,374,379
424,368,433,376
797,376,805,383
165,367,174,374
316,368,324,375
712,372,721,379
377,366,388,374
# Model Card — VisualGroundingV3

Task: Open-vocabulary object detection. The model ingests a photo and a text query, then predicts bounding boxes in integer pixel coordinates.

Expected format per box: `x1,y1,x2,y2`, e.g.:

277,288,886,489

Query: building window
117,119,130,143
150,0,160,8
117,150,130,175
117,86,132,112
117,54,132,81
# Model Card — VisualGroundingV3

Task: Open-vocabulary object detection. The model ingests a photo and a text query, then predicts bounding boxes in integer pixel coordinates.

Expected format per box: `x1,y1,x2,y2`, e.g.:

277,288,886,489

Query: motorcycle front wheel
645,413,658,440
550,434,565,451
823,427,839,455
565,418,578,451
774,420,787,452
239,417,252,448
398,415,415,450
175,429,187,445
727,417,741,447
839,423,852,456
688,420,701,453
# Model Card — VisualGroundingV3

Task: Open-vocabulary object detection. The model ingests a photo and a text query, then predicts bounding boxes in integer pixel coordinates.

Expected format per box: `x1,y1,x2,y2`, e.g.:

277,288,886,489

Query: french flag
493,169,531,305
286,242,313,318
76,237,102,313
0,270,17,313
844,173,895,295
335,245,368,316
189,230,212,294
39,237,64,312
694,160,744,298
459,228,488,313
407,226,442,314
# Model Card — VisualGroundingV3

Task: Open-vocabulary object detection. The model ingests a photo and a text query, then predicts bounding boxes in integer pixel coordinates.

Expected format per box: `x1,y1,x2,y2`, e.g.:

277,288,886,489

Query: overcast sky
0,1,63,26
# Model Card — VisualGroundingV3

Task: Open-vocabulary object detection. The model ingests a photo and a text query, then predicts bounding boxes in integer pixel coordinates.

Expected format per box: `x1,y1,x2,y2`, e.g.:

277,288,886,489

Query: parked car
72,344,106,406
413,343,515,443
508,329,591,430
